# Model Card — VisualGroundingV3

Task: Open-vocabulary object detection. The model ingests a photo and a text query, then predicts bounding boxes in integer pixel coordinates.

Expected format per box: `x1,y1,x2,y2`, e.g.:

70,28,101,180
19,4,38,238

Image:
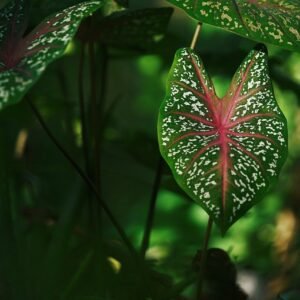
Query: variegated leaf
167,0,300,52
158,45,288,232
0,0,103,110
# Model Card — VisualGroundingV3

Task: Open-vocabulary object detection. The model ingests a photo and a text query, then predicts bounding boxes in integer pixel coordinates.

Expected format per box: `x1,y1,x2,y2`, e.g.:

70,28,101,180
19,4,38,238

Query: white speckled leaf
0,0,103,110
158,45,288,232
167,0,300,52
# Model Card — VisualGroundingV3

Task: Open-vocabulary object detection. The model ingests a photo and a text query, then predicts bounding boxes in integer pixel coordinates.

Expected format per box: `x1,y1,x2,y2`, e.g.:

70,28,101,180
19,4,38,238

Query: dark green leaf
158,45,288,232
114,0,129,7
167,0,300,52
84,7,173,50
0,0,103,110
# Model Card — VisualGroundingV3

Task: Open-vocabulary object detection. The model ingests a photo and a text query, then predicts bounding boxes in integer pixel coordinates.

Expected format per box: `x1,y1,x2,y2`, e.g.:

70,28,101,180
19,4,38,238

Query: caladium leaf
29,0,99,25
0,0,103,110
158,45,288,232
167,0,300,52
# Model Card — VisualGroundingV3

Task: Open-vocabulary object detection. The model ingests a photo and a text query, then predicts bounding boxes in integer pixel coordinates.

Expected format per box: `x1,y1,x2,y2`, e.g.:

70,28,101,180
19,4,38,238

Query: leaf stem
26,98,137,259
78,44,90,176
140,157,163,258
190,22,202,50
88,41,101,191
99,45,108,125
88,40,103,232
196,216,213,299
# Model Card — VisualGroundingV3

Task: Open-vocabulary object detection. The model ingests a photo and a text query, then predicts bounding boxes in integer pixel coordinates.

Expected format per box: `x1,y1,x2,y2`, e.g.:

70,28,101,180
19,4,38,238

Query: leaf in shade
114,0,129,7
167,0,300,52
278,290,300,300
29,0,98,25
158,45,288,232
0,0,103,110
94,8,173,50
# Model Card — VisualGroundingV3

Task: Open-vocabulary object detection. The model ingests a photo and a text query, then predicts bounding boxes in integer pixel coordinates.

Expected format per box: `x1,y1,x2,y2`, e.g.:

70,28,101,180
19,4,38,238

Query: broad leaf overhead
167,0,300,52
0,0,103,110
158,45,288,232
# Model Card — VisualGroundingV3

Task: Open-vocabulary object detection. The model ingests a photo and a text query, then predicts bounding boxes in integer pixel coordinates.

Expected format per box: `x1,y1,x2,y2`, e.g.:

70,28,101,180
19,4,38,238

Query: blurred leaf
278,290,300,300
0,0,103,110
167,0,300,52
78,7,173,51
270,64,300,104
158,46,288,232
115,0,128,7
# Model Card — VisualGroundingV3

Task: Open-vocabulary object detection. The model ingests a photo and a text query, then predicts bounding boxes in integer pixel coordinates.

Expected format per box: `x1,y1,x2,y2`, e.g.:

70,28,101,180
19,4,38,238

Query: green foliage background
0,0,300,299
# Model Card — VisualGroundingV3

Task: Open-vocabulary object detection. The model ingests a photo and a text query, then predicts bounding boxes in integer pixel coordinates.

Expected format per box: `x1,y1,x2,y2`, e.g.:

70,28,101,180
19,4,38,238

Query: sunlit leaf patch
0,0,103,110
158,45,288,232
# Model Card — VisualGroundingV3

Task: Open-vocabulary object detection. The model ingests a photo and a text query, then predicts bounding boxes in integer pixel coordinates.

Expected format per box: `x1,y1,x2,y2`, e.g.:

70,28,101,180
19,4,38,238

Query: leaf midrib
167,49,278,211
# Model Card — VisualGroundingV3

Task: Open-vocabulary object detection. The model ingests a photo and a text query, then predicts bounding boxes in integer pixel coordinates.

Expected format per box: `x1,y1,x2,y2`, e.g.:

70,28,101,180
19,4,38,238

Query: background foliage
0,0,300,299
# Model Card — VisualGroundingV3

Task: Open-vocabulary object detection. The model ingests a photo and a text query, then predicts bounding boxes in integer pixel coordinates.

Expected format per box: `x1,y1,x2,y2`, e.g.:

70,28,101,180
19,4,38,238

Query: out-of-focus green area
0,0,300,299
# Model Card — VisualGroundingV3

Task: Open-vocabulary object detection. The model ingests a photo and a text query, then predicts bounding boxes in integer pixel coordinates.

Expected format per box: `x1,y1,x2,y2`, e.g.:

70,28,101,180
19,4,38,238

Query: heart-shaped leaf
158,45,288,232
167,0,300,52
0,0,103,110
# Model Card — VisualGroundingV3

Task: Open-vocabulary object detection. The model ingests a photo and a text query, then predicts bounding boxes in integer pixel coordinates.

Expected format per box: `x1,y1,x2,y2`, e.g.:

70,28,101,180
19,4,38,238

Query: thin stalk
78,43,95,231
196,216,213,299
88,41,102,233
26,98,137,259
88,42,101,189
78,44,90,175
99,45,108,124
140,157,163,257
190,22,202,50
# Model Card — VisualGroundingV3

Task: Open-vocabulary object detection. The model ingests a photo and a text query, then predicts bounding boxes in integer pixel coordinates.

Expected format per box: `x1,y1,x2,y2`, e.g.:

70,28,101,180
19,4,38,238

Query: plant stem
88,41,103,233
196,216,213,299
88,41,101,192
190,22,202,50
99,45,108,125
78,44,90,175
26,98,137,259
140,157,163,258
78,43,95,231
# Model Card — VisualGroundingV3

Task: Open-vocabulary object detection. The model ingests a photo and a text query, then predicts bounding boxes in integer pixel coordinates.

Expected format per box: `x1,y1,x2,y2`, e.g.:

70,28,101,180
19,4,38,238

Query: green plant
158,44,288,232
0,0,298,299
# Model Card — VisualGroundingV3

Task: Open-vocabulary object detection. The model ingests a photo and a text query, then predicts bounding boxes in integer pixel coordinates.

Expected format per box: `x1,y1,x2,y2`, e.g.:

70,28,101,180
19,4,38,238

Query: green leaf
114,0,129,7
78,8,173,50
0,0,103,110
166,0,300,52
29,0,100,24
158,45,288,232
